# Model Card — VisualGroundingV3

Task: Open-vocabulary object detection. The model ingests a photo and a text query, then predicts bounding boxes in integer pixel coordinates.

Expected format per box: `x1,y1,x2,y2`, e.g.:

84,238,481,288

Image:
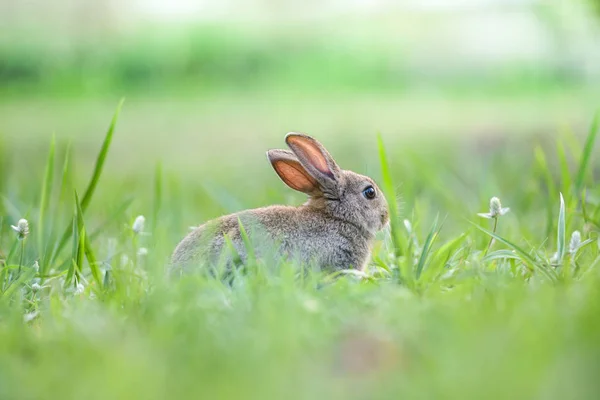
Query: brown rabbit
171,133,389,273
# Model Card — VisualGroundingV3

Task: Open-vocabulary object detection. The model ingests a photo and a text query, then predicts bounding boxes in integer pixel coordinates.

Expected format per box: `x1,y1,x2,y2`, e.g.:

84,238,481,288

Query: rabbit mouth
380,211,390,228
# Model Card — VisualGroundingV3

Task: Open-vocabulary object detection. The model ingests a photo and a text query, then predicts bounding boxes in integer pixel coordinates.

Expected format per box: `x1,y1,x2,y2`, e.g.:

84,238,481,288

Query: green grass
0,23,593,98
1,100,600,400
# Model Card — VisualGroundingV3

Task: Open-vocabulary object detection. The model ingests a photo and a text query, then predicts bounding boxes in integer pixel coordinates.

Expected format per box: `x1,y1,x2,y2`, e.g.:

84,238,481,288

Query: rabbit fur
171,132,389,273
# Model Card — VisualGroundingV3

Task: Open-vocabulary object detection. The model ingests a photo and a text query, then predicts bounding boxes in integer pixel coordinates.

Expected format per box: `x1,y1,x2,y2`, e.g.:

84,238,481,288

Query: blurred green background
2,0,600,178
2,2,600,399
2,0,600,261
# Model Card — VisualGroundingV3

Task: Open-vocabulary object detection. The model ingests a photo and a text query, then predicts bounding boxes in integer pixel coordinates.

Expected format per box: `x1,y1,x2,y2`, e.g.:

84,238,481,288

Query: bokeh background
2,3,600,399
1,0,600,218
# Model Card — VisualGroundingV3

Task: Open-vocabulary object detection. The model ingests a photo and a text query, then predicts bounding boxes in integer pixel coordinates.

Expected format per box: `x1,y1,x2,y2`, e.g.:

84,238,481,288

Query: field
0,90,599,399
2,9,600,398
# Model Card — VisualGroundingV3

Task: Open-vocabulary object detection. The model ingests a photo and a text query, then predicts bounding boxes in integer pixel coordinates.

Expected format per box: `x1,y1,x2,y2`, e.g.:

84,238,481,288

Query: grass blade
556,192,567,260
483,249,523,263
1,267,36,299
377,134,406,259
372,255,392,274
80,99,124,211
223,233,242,266
415,214,442,280
59,141,73,206
557,193,566,264
238,218,256,266
534,145,556,239
54,99,124,261
470,221,557,282
65,215,79,287
76,228,85,284
43,141,72,276
75,191,102,287
426,232,468,278
556,139,571,200
38,135,56,265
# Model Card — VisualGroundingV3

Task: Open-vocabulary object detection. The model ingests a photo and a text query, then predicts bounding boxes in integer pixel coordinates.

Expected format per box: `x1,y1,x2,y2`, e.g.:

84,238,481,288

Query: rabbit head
267,133,389,238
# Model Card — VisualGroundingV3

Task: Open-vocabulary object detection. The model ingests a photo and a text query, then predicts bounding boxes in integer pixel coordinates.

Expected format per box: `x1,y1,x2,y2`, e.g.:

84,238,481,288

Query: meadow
2,16,600,399
0,92,599,399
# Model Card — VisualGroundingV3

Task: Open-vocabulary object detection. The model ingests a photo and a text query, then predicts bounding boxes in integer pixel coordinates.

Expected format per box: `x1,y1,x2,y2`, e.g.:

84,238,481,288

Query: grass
1,18,592,98
0,98,600,400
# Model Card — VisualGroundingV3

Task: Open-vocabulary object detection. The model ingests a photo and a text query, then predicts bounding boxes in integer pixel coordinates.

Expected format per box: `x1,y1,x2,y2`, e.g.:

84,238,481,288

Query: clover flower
132,215,145,234
478,197,510,219
569,231,582,255
11,219,30,240
75,282,85,295
479,197,510,256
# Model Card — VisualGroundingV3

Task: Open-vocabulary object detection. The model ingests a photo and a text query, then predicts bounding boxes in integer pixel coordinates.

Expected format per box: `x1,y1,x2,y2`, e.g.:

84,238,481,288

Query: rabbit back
170,204,372,273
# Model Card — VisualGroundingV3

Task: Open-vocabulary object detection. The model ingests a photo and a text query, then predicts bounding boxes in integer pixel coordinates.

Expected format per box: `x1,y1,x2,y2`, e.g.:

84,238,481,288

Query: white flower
23,311,39,323
132,215,145,234
478,197,510,219
403,219,412,234
137,247,148,256
31,283,42,293
11,219,30,240
569,231,582,255
75,283,85,295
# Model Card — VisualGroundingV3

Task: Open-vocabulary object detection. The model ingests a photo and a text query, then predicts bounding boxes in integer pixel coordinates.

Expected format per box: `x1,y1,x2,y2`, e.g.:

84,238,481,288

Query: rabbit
170,132,389,274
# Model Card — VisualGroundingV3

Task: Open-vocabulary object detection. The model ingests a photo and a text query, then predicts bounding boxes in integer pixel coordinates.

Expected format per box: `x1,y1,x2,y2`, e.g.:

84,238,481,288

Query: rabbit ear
285,133,340,191
267,149,321,195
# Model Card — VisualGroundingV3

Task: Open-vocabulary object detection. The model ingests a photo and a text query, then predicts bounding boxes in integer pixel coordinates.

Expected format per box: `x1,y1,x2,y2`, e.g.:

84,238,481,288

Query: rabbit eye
362,186,376,200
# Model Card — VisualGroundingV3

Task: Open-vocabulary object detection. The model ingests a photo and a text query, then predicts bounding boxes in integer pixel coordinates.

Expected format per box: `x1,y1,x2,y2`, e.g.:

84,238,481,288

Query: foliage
0,104,599,399
0,26,584,98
